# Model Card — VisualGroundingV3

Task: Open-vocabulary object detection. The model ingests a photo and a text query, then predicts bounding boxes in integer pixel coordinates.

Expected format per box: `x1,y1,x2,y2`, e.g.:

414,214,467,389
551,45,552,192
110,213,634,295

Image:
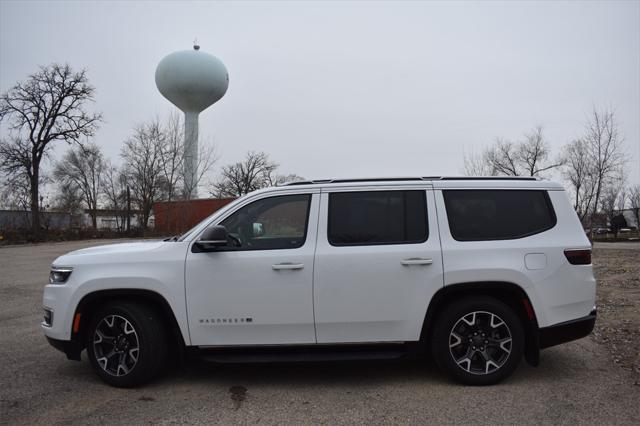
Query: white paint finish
42,241,191,343
435,188,594,327
313,188,444,343
525,253,547,270
184,193,320,346
42,179,597,350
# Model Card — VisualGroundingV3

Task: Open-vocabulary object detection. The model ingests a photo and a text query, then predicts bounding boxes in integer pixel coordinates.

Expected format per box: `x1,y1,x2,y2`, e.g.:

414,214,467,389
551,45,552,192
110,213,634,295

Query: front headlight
49,266,73,284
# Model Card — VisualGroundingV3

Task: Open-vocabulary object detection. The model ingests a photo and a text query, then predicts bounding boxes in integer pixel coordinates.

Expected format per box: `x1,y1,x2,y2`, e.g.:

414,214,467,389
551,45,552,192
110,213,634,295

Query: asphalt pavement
1,239,638,425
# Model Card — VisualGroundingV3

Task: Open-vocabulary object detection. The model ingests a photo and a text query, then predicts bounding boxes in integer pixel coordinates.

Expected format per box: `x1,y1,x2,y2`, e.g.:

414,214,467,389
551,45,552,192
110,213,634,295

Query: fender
419,281,540,367
65,289,188,360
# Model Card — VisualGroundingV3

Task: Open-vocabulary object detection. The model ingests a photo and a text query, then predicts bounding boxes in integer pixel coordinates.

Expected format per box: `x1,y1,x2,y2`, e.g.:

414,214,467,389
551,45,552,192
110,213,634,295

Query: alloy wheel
448,311,513,375
93,315,140,377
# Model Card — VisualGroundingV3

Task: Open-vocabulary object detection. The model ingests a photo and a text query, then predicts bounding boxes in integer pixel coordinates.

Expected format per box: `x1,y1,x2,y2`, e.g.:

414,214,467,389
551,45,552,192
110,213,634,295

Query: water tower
155,44,229,198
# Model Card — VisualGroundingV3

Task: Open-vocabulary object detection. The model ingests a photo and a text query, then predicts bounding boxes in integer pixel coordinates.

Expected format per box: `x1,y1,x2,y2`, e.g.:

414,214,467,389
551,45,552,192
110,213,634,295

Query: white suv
42,177,596,387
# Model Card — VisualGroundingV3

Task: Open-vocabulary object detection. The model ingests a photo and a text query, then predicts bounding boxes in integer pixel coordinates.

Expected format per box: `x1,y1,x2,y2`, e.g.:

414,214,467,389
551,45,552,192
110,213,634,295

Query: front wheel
431,296,524,385
86,302,168,387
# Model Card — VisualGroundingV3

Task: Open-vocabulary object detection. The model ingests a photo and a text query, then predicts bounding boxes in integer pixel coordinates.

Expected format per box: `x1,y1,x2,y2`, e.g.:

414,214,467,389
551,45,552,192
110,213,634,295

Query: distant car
594,227,611,235
43,177,596,387
618,228,632,234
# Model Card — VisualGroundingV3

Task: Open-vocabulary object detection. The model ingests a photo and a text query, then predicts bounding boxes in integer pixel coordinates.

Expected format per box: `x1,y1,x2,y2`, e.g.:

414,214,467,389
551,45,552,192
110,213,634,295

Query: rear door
313,187,444,343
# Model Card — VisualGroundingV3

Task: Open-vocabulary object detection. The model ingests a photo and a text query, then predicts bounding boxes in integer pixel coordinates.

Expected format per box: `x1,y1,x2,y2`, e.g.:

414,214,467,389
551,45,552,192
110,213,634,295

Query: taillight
564,249,591,265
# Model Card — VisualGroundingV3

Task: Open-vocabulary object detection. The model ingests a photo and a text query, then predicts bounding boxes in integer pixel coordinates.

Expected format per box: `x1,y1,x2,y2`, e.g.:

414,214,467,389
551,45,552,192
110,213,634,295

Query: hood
53,240,167,266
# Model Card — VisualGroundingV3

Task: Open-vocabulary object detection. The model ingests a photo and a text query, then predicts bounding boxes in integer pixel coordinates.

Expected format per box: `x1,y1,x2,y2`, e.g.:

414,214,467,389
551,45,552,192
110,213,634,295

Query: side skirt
190,343,417,364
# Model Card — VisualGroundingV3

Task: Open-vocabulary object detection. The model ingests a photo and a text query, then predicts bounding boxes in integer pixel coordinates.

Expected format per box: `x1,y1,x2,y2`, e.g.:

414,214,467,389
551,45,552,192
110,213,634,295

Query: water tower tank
155,45,229,198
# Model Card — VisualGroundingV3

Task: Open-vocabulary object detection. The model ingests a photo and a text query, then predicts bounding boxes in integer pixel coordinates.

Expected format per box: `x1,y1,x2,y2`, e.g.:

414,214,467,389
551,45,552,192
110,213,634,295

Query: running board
194,344,410,364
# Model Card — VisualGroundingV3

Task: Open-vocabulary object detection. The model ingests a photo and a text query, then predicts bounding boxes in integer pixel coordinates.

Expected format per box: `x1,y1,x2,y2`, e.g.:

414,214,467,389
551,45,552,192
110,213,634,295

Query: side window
220,194,311,250
443,190,556,241
328,190,428,246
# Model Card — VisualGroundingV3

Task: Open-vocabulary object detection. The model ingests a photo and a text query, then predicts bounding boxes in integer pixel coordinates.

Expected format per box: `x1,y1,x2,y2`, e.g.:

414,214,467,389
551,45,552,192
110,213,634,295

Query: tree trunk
126,186,131,232
91,210,97,229
30,170,40,239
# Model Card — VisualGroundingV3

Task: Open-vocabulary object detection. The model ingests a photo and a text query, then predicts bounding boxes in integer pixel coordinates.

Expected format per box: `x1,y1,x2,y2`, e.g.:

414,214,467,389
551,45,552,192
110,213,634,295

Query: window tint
328,191,428,246
443,190,556,241
220,194,311,250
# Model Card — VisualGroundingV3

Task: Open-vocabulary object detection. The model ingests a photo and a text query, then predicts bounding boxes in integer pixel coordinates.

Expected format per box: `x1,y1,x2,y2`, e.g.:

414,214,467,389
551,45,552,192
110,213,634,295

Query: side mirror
252,222,265,237
195,225,228,251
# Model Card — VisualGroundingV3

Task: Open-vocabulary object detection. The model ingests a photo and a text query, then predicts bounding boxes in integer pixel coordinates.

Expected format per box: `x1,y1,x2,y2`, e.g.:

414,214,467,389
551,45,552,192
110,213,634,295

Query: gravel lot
1,240,639,425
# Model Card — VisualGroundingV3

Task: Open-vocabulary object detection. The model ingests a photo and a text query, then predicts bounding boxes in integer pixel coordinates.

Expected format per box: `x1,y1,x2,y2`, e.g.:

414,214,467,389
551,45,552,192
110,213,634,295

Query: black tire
86,301,168,387
431,296,524,385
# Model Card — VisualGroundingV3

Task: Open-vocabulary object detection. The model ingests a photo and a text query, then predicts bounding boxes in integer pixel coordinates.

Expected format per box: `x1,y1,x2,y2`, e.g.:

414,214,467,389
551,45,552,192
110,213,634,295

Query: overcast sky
1,0,639,186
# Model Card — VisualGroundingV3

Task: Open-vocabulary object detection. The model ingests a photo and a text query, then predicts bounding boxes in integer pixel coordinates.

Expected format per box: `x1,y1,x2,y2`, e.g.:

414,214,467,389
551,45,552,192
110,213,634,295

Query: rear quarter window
442,189,556,241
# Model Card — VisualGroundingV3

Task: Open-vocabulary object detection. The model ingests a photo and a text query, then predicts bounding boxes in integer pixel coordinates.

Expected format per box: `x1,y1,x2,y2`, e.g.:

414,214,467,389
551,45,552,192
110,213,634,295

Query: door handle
272,263,305,270
401,258,433,266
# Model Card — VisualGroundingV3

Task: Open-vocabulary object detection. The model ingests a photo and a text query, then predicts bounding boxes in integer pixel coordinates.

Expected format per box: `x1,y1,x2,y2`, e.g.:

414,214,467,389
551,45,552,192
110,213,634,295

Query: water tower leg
184,111,199,199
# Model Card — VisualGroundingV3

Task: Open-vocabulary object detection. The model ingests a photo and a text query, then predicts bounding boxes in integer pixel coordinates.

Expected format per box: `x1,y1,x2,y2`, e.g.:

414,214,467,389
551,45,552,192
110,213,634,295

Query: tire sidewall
86,302,164,387
432,297,525,386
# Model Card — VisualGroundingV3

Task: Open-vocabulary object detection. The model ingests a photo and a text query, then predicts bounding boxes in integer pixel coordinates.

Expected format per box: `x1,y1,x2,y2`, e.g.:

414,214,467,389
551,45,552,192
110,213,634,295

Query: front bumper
539,308,597,349
46,336,82,361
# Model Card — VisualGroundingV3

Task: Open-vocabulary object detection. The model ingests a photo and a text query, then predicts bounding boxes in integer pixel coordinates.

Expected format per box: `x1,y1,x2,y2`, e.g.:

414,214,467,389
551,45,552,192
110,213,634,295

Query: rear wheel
432,296,524,385
86,301,168,387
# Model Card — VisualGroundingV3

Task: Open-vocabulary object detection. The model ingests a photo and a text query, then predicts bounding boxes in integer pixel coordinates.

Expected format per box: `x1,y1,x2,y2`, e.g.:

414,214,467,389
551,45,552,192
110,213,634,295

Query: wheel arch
420,281,540,366
71,289,186,356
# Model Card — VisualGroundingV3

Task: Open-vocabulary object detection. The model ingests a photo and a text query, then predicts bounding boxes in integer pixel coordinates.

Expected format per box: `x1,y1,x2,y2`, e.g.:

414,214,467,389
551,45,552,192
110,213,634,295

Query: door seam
311,190,323,343
431,189,446,287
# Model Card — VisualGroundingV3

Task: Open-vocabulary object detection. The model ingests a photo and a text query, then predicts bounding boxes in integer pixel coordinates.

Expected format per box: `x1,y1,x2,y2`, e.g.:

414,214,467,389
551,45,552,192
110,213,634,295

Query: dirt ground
591,247,640,383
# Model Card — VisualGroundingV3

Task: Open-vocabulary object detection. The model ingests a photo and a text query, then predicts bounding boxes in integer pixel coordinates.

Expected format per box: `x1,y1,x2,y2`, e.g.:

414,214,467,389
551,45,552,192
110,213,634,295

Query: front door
313,188,444,343
185,191,319,346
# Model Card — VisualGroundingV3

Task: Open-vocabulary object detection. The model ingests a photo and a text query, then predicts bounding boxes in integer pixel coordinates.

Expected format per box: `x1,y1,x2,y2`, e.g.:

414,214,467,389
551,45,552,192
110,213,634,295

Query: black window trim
206,193,313,252
442,189,557,242
327,189,430,247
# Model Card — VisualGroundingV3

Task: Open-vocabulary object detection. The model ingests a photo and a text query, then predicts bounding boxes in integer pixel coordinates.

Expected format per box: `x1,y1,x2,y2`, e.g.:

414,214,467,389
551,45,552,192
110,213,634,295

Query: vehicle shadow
155,345,591,389
57,340,599,391
177,357,449,388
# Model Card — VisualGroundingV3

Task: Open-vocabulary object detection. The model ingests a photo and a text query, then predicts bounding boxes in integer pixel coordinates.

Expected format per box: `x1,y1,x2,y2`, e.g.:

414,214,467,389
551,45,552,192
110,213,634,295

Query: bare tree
561,139,597,220
121,120,164,229
181,138,219,199
103,163,130,231
53,184,83,214
159,112,184,203
463,148,496,176
518,126,564,176
156,112,220,201
616,187,627,212
53,143,105,229
0,64,101,236
0,137,32,211
464,127,562,177
629,184,640,229
600,185,620,226
210,151,279,197
484,139,521,176
267,173,305,186
584,108,626,217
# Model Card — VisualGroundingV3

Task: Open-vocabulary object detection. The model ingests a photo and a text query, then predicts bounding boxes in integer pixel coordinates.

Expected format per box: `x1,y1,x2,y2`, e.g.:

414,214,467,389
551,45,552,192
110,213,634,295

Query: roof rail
284,176,539,186
438,176,538,181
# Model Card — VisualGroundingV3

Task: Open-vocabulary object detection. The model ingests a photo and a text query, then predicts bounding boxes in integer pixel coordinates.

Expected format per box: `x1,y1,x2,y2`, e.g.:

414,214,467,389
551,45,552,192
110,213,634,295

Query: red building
153,198,235,234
